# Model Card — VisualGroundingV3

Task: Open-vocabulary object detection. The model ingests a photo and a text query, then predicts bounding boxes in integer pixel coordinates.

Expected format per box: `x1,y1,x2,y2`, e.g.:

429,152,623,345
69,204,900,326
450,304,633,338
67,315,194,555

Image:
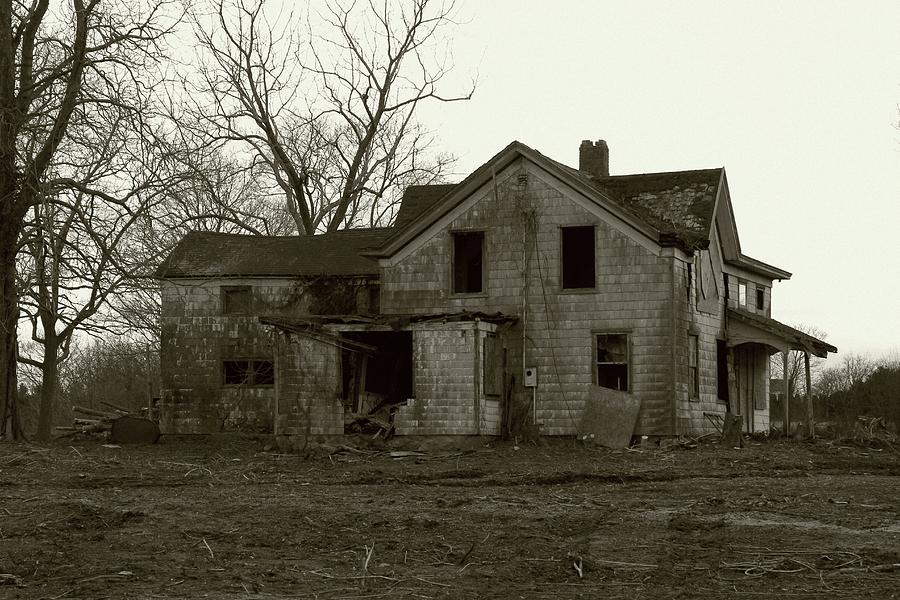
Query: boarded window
483,335,501,396
223,360,275,386
222,286,252,315
561,226,596,289
689,334,700,400
595,334,628,391
716,339,729,402
738,282,747,307
452,232,484,294
756,287,765,311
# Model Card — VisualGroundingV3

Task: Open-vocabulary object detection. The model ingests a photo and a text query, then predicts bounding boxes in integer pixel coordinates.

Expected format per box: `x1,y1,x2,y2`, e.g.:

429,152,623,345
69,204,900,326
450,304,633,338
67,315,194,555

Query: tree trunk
0,205,24,440
36,335,59,441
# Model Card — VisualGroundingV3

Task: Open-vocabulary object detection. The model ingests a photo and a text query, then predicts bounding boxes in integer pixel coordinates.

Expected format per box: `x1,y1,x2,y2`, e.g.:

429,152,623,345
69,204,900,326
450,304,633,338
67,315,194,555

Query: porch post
782,351,790,437
804,351,813,439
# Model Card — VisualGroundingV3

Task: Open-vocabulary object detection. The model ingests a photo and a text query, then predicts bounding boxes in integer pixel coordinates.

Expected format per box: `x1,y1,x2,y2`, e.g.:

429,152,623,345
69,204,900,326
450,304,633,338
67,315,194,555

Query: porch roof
260,310,518,331
725,308,837,358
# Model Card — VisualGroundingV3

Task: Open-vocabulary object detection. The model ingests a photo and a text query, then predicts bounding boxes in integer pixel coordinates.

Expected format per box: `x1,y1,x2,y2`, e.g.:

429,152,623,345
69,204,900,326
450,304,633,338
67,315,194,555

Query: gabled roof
157,228,392,278
369,141,725,258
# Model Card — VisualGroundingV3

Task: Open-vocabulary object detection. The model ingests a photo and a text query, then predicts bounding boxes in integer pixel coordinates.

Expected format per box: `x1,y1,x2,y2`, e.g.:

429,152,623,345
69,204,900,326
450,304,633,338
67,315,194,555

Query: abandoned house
156,139,836,439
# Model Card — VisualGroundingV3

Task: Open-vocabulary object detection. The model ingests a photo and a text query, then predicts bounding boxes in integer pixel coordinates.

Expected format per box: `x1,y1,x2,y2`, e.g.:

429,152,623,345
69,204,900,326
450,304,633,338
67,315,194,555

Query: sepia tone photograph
0,1,898,598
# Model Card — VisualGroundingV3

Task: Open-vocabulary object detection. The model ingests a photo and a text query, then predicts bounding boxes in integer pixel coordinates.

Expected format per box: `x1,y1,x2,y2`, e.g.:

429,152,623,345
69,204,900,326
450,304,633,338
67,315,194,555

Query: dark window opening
689,334,700,400
483,335,501,396
723,274,730,300
716,340,729,402
562,226,596,289
452,232,484,294
223,286,252,315
756,288,765,311
596,333,628,391
223,359,274,386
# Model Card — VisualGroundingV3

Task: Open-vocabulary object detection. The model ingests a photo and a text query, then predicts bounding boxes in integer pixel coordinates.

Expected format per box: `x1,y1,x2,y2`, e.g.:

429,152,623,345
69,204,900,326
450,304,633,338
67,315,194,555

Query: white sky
415,0,900,359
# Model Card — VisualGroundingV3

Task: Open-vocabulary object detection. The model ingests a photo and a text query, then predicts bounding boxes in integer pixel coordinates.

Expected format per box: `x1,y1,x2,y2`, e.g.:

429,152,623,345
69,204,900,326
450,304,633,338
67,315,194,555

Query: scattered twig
202,538,215,560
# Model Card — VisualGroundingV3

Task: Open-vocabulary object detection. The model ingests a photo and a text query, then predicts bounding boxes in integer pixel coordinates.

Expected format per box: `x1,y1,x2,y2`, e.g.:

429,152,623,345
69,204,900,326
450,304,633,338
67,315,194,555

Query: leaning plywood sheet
579,386,641,448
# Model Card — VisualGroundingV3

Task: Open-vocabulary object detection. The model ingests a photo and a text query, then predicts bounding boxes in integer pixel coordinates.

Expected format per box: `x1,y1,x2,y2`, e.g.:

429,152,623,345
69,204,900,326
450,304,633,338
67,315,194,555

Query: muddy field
1,435,898,599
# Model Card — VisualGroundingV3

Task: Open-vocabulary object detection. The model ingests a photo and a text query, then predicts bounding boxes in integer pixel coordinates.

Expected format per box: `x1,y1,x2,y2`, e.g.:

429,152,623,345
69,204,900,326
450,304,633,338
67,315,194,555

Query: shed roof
726,307,837,357
157,228,392,278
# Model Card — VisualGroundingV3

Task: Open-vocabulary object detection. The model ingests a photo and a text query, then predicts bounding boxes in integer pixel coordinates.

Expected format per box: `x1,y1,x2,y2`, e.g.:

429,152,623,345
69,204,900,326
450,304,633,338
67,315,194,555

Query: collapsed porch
260,312,517,437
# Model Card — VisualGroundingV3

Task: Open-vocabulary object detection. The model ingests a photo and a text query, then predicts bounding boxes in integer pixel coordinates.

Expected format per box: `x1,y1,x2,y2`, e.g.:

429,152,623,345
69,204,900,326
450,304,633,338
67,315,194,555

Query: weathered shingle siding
274,333,343,436
159,278,304,434
393,321,501,436
675,228,773,435
674,233,728,435
381,162,676,435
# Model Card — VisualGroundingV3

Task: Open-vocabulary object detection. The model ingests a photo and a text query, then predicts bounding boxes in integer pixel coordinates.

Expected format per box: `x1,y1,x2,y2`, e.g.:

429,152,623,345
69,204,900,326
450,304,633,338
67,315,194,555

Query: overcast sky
415,0,900,359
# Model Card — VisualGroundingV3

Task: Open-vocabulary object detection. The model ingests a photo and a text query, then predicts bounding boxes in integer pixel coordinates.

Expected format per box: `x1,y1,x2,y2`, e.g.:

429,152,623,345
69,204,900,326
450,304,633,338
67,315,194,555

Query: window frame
688,333,700,401
593,332,630,392
560,225,597,290
222,359,275,387
450,230,486,296
738,281,747,307
755,287,765,311
222,285,252,315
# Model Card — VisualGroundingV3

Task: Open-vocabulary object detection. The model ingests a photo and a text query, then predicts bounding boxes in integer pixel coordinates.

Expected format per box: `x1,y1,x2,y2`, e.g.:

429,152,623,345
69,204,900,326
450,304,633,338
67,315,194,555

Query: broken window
756,287,765,311
561,226,596,289
483,335,501,396
595,333,628,391
689,334,700,400
738,282,747,307
222,286,252,315
452,231,484,294
223,360,275,386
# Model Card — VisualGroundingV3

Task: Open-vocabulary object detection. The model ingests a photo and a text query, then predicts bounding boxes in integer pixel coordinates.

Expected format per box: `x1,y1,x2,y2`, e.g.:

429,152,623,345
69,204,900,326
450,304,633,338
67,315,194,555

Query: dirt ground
1,435,898,600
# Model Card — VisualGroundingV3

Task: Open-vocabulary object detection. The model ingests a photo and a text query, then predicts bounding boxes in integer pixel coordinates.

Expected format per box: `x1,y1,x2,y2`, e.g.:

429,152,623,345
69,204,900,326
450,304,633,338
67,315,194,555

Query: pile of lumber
57,401,132,435
57,401,160,443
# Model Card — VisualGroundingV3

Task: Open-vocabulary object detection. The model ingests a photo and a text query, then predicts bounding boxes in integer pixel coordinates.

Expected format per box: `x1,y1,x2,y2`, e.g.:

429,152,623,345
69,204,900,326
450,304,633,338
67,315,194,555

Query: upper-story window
222,286,252,315
561,225,596,289
738,282,747,307
756,287,765,311
452,231,484,294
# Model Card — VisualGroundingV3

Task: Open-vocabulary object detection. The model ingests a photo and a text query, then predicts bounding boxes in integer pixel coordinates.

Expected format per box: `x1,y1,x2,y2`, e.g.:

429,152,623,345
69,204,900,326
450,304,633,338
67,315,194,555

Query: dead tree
186,0,473,234
0,1,178,439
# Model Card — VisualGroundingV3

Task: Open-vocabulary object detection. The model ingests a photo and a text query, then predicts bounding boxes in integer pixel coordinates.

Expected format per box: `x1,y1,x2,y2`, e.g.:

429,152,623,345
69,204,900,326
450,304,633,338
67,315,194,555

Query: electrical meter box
524,367,538,387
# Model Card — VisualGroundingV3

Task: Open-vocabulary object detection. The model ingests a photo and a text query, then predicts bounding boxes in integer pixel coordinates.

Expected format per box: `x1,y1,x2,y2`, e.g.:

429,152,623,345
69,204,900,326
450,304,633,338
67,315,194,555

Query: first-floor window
595,333,629,391
223,359,275,386
689,334,700,400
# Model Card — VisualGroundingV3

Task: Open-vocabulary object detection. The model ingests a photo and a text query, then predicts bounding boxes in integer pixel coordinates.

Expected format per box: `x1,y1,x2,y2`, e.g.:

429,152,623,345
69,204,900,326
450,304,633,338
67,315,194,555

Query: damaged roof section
588,169,721,250
157,228,393,278
260,310,518,331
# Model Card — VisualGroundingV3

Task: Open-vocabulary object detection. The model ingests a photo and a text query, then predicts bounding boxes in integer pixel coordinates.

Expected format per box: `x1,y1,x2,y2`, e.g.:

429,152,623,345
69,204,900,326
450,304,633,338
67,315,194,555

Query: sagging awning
725,307,837,358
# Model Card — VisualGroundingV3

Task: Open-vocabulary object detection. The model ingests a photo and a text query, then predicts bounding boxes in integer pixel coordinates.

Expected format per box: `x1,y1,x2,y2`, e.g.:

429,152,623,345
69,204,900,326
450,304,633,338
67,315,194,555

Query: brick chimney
579,139,609,178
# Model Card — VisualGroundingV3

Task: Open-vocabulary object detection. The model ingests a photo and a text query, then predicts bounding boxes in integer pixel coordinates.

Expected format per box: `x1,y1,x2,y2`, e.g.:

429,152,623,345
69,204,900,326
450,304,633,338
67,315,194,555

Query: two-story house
157,139,835,439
